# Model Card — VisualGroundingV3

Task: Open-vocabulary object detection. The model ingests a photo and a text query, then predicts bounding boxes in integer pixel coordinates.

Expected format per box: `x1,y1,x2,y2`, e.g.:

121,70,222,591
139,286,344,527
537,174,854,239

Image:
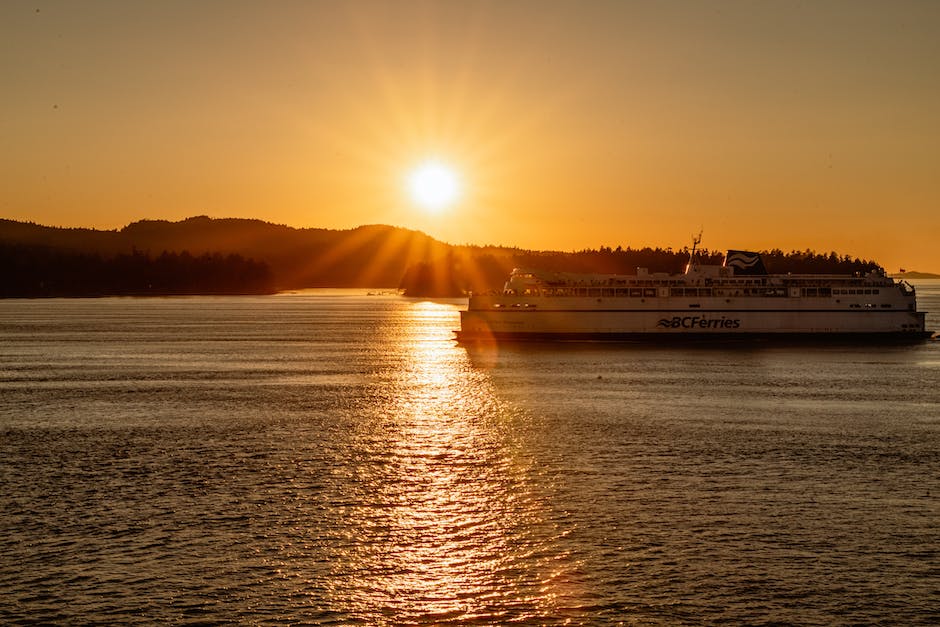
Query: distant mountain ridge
0,216,453,290
890,271,940,279
1,216,896,297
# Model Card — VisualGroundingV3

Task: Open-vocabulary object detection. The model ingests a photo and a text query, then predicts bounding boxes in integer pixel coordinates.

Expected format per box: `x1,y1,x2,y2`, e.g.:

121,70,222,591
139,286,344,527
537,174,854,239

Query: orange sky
2,1,938,271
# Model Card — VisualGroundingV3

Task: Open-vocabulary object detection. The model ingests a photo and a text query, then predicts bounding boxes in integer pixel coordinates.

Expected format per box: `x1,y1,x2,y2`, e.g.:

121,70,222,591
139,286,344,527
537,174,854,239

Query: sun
407,160,461,212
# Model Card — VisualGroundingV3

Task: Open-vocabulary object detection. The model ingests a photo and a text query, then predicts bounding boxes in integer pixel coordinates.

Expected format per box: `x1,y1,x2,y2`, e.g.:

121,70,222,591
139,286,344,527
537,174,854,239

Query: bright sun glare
407,161,461,212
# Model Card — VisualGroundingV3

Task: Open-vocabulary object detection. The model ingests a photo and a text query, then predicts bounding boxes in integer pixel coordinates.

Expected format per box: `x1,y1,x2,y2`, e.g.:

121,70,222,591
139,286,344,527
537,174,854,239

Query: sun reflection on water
330,300,582,623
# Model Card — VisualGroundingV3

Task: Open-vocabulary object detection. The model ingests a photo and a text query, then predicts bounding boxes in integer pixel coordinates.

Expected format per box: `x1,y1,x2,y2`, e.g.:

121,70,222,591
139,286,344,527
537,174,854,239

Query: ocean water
1,282,938,625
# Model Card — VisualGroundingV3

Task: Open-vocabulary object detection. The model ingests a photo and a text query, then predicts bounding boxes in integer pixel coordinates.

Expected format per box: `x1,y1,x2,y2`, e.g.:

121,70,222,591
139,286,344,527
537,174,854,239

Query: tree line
0,217,451,290
400,247,882,297
1,217,885,298
0,244,275,297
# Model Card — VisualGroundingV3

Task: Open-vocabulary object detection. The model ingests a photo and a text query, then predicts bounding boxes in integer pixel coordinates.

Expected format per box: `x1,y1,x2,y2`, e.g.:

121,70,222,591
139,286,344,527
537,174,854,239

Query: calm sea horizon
2,281,938,624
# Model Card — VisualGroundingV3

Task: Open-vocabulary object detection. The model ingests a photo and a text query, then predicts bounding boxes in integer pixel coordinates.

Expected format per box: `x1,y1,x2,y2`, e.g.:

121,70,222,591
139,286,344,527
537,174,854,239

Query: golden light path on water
1,293,938,624
326,301,584,623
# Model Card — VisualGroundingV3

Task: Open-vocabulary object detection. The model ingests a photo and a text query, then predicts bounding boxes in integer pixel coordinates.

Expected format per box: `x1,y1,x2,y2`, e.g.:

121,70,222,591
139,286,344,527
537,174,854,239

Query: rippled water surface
2,283,939,624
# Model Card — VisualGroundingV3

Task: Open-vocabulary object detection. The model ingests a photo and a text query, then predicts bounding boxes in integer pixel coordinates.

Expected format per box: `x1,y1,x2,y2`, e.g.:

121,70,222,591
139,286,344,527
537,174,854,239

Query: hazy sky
2,0,938,270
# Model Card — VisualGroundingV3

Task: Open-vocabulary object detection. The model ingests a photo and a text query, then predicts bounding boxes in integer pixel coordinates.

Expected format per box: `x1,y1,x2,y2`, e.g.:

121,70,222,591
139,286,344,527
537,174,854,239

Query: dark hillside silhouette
0,244,274,297
401,247,882,297
0,217,451,291
1,217,884,298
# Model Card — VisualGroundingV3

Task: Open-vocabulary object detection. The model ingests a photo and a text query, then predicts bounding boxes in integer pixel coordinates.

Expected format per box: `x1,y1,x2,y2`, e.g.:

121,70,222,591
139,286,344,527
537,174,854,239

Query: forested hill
1,216,884,297
0,217,451,295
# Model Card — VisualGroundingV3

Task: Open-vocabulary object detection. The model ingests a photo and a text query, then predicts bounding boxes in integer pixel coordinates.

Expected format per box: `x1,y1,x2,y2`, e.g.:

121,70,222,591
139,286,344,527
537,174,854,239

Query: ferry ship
457,244,930,342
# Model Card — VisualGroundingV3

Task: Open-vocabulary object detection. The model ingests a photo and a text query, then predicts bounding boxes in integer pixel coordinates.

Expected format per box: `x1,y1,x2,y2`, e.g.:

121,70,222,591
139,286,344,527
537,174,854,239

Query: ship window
864,289,872,295
629,288,642,297
881,304,891,308
643,288,656,297
872,289,880,294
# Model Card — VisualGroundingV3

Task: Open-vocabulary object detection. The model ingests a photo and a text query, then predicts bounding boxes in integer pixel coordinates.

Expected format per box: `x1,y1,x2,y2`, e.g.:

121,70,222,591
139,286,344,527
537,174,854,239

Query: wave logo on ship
724,250,767,275
657,316,742,330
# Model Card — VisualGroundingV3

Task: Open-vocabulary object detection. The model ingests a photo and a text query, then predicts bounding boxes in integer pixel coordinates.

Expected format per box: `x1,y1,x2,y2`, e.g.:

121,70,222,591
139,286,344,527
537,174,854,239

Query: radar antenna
686,229,703,273
690,230,703,257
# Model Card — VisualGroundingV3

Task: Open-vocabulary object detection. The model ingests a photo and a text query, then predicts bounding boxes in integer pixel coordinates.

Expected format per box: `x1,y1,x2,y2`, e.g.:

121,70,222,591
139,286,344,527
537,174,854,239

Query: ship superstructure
458,248,929,341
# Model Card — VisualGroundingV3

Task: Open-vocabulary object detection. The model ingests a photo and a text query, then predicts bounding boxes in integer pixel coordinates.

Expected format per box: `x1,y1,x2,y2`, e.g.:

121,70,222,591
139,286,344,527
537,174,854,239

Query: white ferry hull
459,306,929,341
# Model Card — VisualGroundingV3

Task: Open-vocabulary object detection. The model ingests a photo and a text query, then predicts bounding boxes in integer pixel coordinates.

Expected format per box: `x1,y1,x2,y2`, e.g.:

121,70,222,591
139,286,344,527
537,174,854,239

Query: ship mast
686,230,703,273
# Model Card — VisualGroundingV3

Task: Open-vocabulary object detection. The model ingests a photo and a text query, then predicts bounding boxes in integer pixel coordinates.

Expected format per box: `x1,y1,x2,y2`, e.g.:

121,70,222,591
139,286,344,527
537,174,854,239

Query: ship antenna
688,229,703,271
